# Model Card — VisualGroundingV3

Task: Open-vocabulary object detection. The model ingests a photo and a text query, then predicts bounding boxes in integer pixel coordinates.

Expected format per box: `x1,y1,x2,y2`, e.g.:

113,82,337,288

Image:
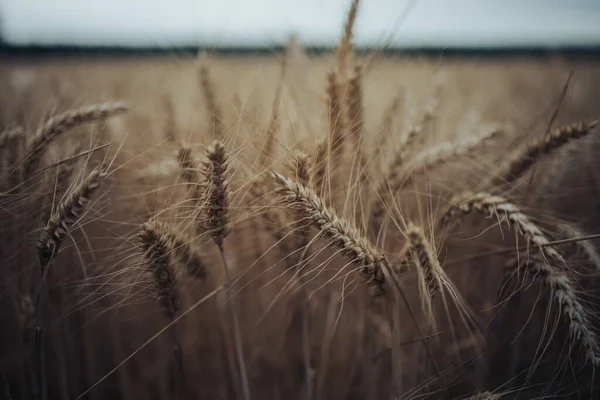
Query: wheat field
2,3,600,399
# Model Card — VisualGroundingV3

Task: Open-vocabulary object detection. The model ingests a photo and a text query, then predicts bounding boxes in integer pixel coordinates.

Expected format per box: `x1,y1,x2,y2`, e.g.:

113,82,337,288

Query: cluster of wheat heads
2,1,600,399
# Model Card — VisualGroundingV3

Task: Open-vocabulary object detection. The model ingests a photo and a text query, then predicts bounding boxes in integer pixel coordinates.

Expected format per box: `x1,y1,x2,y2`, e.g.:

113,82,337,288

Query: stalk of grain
497,120,598,185
35,168,105,400
288,150,314,400
405,223,447,323
258,58,286,168
335,0,359,78
138,219,186,400
326,70,346,199
273,172,446,384
24,102,127,176
202,140,251,400
198,63,224,140
442,192,600,365
371,128,503,224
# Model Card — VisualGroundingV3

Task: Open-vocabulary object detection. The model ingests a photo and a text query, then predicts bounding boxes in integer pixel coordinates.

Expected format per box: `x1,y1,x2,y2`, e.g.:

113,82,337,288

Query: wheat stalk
202,140,250,400
509,258,600,365
35,167,105,400
25,102,127,175
273,172,386,292
335,0,359,77
498,120,598,184
443,192,600,365
405,223,446,320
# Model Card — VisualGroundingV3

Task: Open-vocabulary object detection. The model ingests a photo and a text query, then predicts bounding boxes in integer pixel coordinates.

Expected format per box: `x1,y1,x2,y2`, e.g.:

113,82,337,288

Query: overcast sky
2,0,600,48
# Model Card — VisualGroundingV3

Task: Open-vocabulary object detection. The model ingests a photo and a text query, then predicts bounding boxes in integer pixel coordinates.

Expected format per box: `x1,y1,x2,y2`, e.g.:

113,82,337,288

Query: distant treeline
1,44,599,59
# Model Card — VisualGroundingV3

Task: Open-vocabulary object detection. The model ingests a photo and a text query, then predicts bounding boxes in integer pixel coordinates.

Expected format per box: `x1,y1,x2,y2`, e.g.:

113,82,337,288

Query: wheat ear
273,172,386,292
405,223,446,320
287,150,313,400
312,138,328,196
199,64,224,140
327,70,346,164
35,167,105,400
509,258,600,365
25,102,127,175
335,0,359,76
371,128,503,224
443,192,600,364
499,120,598,185
176,145,200,186
442,192,564,263
258,58,286,168
37,168,106,268
138,219,186,399
162,94,177,142
202,140,250,400
138,220,181,318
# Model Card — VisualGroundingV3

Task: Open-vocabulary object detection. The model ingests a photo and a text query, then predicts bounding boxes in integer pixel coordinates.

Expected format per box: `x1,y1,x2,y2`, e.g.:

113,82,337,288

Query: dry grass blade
25,101,127,175
273,172,386,293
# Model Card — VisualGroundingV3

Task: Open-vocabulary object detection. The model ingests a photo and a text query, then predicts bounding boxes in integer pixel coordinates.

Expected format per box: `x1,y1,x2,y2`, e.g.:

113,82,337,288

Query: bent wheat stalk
443,192,600,365
24,102,127,175
36,168,106,400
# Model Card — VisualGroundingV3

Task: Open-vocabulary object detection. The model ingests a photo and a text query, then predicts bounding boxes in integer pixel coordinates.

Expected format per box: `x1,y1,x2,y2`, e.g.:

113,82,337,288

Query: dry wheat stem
76,285,225,399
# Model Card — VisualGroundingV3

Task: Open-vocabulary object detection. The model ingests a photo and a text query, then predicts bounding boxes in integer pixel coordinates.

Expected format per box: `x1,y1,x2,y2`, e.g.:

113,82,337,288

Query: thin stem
171,323,185,400
381,262,447,388
219,243,251,400
35,265,47,400
76,286,225,399
297,245,313,400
